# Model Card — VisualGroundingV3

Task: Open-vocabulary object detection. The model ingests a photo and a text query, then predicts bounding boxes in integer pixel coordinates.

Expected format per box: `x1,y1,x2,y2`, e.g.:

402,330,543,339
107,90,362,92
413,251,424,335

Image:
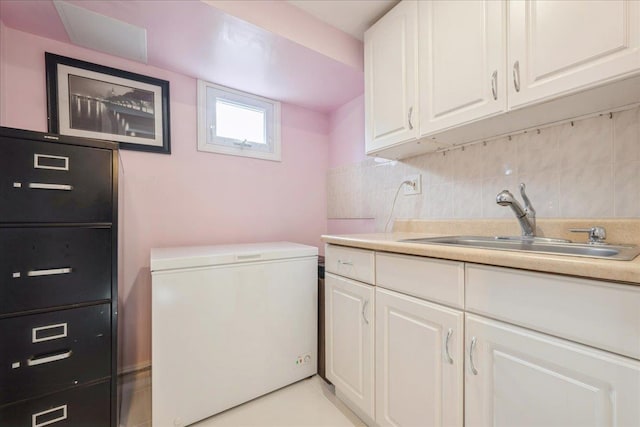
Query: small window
197,80,281,161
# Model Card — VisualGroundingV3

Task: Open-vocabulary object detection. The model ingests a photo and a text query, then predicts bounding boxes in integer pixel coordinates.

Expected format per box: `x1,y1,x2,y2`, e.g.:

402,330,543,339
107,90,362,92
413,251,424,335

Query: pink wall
327,94,375,234
0,26,330,371
328,94,367,168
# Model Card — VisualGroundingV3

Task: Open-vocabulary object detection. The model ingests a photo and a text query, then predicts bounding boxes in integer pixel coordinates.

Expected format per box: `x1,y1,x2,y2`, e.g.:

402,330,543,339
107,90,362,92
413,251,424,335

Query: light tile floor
119,371,365,427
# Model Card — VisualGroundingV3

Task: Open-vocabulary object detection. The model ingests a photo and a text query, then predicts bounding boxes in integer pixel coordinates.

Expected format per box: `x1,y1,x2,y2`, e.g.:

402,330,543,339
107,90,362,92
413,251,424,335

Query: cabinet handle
337,260,353,266
469,337,478,375
32,404,67,427
27,350,72,367
491,70,498,100
513,61,521,92
27,268,72,277
28,183,73,191
408,107,414,130
362,299,369,325
444,328,454,364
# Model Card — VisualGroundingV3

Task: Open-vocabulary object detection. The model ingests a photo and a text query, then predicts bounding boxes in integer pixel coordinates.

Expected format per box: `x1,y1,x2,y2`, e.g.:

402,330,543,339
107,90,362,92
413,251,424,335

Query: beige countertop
321,219,640,285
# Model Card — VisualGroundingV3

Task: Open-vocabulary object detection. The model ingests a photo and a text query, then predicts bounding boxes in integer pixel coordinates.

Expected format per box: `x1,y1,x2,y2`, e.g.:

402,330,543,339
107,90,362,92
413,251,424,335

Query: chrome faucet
496,183,536,237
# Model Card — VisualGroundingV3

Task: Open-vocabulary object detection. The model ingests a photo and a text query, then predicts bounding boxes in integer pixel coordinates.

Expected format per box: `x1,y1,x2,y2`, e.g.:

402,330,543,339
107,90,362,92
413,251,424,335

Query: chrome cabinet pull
337,260,353,266
362,299,369,325
28,183,73,191
513,61,521,92
491,70,498,100
27,268,72,277
469,337,478,375
27,350,72,367
32,404,67,427
445,328,454,364
408,107,414,130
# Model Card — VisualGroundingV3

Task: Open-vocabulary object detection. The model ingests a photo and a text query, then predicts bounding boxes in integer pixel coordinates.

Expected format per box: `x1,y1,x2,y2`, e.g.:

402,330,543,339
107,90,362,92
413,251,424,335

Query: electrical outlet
404,174,421,195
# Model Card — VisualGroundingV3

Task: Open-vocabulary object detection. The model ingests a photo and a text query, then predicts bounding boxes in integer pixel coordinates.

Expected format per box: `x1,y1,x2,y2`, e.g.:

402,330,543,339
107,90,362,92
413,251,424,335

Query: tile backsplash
327,107,640,232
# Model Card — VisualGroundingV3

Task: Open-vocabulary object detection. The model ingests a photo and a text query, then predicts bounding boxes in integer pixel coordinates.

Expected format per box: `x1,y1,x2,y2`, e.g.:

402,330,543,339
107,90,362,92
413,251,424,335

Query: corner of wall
327,93,366,169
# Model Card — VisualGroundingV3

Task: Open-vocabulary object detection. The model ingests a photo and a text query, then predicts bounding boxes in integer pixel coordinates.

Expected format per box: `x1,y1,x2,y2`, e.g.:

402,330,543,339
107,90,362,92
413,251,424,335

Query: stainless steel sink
400,236,640,261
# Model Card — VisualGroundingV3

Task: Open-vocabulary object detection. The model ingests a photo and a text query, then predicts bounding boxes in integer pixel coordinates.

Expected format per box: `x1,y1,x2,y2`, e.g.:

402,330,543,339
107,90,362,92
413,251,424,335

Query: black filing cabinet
0,127,118,427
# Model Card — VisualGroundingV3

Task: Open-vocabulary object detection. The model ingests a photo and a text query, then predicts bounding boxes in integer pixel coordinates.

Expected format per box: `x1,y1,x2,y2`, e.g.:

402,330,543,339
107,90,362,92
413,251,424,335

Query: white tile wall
327,107,640,231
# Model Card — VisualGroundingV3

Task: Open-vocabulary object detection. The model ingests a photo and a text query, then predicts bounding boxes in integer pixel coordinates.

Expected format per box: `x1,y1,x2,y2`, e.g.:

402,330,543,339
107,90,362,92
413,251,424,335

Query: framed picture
45,52,171,154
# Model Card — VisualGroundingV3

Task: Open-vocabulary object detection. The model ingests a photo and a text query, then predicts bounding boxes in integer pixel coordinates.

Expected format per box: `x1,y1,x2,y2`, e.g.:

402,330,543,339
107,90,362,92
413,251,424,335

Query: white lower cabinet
375,288,463,427
325,272,375,421
325,245,640,427
465,313,640,427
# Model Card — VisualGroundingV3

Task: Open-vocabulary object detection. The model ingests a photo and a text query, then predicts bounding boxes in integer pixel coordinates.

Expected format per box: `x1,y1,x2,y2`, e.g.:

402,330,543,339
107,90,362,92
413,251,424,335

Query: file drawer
0,304,111,405
0,226,111,316
0,380,110,427
0,136,112,223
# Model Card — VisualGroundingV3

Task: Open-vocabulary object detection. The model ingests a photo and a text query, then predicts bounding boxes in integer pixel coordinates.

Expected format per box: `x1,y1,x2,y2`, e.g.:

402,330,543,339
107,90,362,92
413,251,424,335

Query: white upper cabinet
419,0,507,135
365,0,640,159
364,0,419,153
508,0,640,108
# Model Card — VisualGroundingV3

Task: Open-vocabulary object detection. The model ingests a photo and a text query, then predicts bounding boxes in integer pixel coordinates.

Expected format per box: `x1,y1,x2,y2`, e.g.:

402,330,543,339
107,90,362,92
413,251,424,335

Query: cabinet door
365,0,418,153
419,0,506,135
376,288,463,427
465,314,640,427
508,0,640,108
325,273,375,420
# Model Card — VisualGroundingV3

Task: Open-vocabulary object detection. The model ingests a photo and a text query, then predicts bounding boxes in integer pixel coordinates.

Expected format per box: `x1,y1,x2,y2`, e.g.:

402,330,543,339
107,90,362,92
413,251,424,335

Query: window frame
197,80,281,161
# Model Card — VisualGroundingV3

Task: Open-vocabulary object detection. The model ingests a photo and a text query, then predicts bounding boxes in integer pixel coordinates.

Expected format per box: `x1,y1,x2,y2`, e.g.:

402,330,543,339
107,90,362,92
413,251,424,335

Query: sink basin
400,236,640,261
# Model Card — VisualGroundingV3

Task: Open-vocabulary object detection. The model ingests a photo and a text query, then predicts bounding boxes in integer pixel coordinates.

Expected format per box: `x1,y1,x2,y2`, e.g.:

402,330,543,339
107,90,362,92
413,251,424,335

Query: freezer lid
150,241,318,272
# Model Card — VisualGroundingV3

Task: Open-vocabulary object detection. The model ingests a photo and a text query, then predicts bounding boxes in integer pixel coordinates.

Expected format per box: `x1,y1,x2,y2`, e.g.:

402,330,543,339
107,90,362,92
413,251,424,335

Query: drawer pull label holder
32,404,67,427
34,154,69,171
32,323,68,343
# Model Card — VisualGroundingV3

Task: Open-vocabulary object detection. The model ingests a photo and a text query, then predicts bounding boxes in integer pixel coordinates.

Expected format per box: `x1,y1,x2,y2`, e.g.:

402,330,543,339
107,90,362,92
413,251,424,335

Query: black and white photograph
46,52,171,154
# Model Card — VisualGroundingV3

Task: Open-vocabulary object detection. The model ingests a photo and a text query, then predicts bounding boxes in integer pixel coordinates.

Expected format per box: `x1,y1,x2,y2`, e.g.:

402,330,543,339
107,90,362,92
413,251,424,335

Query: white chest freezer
150,242,318,427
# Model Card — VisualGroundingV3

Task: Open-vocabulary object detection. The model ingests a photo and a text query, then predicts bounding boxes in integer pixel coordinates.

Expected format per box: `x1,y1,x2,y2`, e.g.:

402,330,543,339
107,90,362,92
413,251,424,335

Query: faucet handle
519,183,535,216
569,226,606,244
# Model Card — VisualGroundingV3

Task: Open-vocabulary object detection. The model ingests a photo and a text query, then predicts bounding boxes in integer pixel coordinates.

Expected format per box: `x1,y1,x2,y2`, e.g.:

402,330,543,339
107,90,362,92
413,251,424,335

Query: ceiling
287,0,399,41
0,0,372,113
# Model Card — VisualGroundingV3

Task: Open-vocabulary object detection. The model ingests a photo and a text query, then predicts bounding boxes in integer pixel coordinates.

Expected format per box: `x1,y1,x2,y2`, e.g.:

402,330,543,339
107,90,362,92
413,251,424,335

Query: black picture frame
45,52,171,154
